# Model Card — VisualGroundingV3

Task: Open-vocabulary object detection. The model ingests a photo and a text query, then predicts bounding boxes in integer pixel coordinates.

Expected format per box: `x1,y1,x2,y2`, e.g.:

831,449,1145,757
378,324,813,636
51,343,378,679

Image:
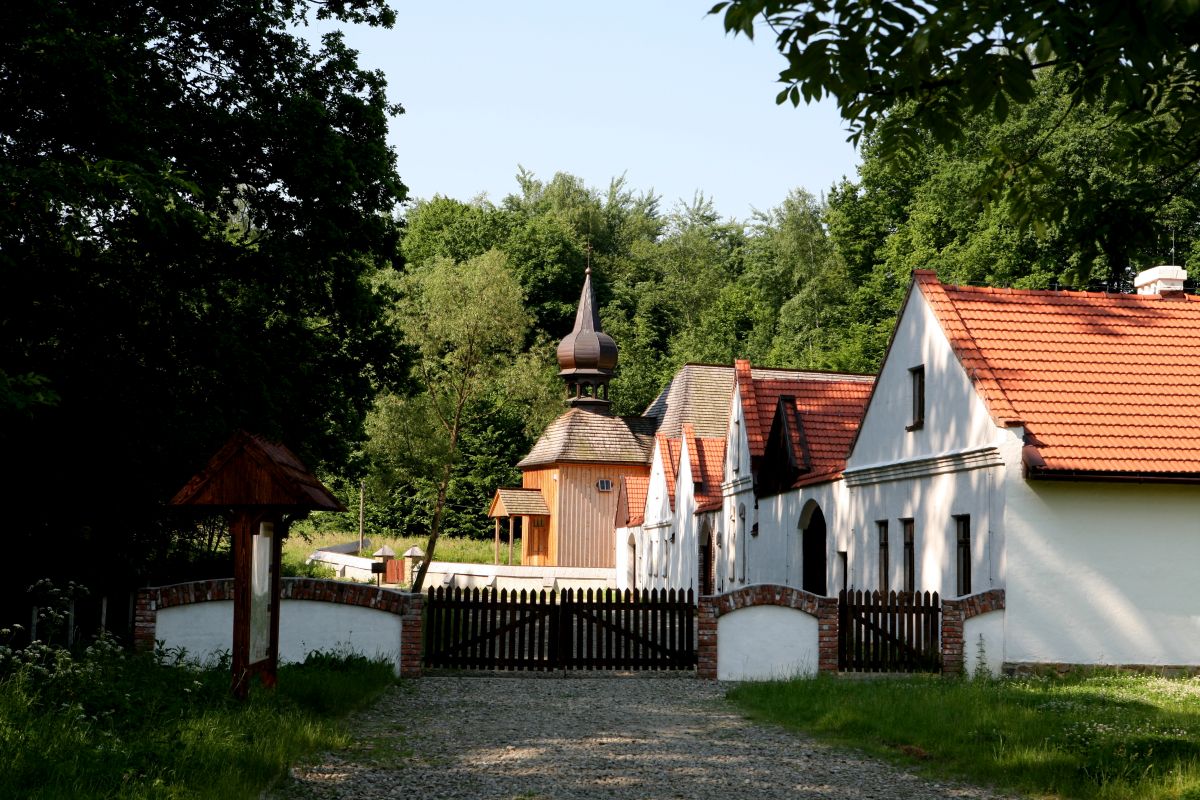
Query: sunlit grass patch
728,673,1200,800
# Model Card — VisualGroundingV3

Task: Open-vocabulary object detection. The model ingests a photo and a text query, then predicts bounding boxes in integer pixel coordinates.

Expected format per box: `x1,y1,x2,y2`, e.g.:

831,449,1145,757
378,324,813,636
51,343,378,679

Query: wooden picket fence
424,587,696,671
838,589,941,673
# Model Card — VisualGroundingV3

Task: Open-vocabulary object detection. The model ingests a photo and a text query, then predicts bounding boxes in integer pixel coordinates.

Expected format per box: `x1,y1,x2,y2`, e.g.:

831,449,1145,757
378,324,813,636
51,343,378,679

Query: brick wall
941,588,1005,676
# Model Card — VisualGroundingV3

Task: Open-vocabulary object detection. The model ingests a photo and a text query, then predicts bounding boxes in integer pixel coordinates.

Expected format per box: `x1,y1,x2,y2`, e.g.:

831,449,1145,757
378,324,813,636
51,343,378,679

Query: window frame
906,365,925,431
901,518,915,593
877,520,889,594
955,514,972,596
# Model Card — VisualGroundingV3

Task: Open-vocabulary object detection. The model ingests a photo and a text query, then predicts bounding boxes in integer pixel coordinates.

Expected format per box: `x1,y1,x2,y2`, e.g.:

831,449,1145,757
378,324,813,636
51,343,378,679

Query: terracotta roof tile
694,437,727,512
616,475,649,527
915,271,1200,475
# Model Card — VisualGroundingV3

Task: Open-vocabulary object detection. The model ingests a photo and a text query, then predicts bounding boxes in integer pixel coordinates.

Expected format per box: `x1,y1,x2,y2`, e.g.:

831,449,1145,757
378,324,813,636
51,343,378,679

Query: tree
375,251,533,591
0,1,407,594
711,1,1200,221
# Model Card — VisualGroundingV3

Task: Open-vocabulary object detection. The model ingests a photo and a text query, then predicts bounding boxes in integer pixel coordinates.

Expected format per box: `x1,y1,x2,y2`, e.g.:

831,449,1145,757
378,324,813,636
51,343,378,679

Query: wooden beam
494,517,500,565
508,517,515,566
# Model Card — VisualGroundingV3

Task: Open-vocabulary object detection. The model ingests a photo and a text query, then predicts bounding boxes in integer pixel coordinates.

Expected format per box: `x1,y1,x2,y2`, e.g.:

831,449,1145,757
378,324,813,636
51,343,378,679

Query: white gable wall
844,287,1010,600
720,385,754,593
667,434,700,595
642,440,673,591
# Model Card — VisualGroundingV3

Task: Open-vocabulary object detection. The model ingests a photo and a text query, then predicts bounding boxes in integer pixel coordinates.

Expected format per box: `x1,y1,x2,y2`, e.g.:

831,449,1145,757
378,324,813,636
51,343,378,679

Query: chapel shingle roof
517,408,656,468
913,270,1200,477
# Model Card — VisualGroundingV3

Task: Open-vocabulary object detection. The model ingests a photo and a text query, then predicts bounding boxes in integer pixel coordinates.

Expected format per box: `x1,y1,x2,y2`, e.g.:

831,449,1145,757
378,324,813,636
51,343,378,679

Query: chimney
1134,265,1187,296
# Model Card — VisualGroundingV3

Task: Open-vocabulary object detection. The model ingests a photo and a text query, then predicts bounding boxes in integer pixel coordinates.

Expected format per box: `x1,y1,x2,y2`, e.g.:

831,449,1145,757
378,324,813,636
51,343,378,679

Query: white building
839,267,1200,671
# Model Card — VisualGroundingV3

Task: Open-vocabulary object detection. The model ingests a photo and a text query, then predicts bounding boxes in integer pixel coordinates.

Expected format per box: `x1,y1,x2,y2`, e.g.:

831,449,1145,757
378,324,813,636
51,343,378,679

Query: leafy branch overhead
711,0,1200,220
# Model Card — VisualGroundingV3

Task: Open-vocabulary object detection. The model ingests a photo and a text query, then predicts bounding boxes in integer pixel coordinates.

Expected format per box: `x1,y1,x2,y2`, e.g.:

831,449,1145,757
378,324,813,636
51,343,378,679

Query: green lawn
283,530,521,578
729,673,1200,800
0,637,397,800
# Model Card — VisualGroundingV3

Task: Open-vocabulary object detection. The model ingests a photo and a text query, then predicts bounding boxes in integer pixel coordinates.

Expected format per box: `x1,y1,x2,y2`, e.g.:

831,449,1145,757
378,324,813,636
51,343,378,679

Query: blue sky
308,2,859,222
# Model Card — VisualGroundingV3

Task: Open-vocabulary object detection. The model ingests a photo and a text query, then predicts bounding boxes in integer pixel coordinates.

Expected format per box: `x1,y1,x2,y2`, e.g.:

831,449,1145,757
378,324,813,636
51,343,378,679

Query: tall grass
729,673,1200,800
0,637,396,800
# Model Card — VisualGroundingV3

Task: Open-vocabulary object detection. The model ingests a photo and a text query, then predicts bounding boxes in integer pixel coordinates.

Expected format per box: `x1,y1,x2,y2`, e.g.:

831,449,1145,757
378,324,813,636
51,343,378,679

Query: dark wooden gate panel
838,589,941,673
424,587,696,671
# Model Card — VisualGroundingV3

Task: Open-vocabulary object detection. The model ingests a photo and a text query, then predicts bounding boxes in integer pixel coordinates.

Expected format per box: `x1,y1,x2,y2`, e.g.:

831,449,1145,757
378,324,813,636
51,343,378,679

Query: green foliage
711,0,1200,227
730,673,1200,800
0,1,408,596
0,635,395,800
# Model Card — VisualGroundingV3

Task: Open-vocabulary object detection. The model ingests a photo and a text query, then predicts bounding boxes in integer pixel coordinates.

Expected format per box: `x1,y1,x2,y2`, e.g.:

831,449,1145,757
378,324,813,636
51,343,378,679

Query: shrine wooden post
170,431,346,698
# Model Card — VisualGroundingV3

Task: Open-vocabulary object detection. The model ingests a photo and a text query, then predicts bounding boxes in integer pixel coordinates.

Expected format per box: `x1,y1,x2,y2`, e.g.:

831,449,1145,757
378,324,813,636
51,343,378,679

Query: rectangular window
877,521,889,593
907,365,925,431
956,515,972,596
902,518,915,593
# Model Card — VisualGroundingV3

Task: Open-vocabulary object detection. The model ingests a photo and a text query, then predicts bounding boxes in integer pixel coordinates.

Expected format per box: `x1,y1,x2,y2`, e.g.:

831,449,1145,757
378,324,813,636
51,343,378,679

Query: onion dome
557,266,618,410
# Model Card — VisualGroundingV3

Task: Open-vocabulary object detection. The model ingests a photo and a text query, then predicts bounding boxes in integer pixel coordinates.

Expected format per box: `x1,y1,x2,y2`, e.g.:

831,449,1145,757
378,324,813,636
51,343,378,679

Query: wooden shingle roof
517,409,656,468
488,488,550,517
643,363,736,438
170,430,345,511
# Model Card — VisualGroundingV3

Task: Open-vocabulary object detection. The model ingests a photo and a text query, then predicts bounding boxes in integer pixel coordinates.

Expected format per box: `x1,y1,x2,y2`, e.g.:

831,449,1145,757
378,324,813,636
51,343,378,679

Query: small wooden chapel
489,266,654,567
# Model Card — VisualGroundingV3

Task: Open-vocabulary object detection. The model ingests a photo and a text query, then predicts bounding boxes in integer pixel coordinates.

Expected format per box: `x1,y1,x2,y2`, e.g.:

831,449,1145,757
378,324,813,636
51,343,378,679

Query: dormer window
907,365,925,431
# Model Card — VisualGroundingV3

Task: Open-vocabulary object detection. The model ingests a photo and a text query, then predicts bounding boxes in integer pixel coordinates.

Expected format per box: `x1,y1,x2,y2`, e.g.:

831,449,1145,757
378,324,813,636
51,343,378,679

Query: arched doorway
801,503,828,596
627,533,637,590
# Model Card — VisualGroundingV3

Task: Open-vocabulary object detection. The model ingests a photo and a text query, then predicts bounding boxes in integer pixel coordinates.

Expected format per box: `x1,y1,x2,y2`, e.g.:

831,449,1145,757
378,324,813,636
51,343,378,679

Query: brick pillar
816,596,838,674
133,589,157,652
399,593,424,679
942,598,964,676
697,596,718,680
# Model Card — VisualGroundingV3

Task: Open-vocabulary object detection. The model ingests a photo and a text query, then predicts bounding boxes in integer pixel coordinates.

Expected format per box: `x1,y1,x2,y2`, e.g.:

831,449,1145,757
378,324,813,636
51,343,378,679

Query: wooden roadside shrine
170,431,346,697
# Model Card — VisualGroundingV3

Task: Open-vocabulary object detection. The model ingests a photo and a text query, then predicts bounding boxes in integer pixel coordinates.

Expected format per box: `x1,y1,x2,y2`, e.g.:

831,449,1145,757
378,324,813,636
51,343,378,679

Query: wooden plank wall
521,468,557,566
555,463,649,568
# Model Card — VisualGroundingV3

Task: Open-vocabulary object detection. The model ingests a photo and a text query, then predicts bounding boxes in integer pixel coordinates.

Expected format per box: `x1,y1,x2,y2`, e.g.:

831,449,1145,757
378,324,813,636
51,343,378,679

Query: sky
308,1,860,222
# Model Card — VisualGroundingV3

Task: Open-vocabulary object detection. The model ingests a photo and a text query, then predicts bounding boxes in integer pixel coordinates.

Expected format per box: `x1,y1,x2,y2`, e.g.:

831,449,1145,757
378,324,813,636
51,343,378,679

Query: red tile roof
616,474,650,527
694,436,727,512
734,361,874,490
914,270,1200,477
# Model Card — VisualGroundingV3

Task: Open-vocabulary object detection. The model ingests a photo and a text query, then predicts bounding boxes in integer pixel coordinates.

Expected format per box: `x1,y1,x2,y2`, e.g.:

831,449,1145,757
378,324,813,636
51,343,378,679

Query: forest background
4,1,1200,624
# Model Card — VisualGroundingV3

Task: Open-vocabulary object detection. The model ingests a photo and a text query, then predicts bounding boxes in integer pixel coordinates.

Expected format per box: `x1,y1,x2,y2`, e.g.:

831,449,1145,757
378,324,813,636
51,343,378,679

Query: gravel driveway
269,674,1019,800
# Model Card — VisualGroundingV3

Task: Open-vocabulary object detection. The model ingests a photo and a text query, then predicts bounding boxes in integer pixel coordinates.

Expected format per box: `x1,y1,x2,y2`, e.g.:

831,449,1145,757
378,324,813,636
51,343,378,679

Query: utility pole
358,479,365,553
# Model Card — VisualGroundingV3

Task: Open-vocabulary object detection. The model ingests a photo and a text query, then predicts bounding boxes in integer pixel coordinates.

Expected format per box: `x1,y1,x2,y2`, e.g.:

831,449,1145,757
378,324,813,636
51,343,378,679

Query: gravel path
269,674,1020,800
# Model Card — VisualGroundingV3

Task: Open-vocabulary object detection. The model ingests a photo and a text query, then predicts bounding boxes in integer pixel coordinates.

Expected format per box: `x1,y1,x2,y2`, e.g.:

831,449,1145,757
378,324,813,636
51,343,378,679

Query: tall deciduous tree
374,251,533,591
711,0,1200,223
0,1,407,592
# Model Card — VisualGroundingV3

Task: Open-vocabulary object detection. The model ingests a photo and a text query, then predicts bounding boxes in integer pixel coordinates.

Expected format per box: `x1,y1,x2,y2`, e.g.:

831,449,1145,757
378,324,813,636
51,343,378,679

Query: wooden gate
838,589,941,673
424,587,696,671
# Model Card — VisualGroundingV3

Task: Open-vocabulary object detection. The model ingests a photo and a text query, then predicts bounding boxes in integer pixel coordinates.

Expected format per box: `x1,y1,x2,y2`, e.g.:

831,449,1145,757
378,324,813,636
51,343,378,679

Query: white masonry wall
717,605,819,680
155,600,403,673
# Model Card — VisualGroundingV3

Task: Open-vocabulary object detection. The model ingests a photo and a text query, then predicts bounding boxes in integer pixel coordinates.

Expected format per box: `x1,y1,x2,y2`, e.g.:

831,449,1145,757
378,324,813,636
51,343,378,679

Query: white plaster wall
846,462,1006,598
1004,477,1200,666
717,605,819,680
964,610,1005,677
720,387,754,594
847,289,999,470
615,525,639,592
155,600,404,674
643,440,674,592
753,481,843,592
668,434,699,595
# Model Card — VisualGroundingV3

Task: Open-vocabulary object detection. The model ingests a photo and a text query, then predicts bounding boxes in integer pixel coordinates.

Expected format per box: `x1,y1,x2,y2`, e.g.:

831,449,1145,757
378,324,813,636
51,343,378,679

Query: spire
556,264,618,411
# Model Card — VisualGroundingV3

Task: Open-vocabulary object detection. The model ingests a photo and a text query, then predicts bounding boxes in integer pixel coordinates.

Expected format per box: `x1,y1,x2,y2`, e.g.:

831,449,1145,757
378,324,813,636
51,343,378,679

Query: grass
283,529,521,575
728,672,1200,800
0,637,397,800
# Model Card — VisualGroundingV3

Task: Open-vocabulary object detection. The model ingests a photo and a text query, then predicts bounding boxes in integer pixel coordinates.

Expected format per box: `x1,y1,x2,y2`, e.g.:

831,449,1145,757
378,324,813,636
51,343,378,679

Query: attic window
906,365,925,431
596,479,613,492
